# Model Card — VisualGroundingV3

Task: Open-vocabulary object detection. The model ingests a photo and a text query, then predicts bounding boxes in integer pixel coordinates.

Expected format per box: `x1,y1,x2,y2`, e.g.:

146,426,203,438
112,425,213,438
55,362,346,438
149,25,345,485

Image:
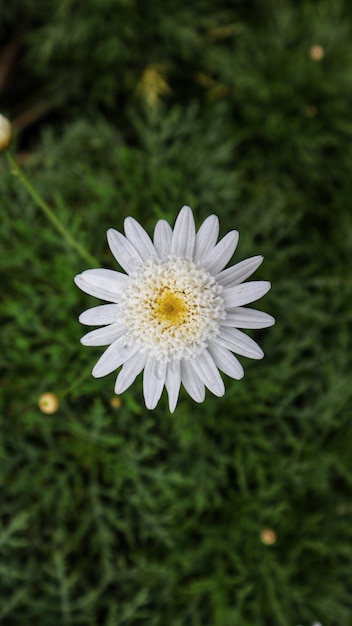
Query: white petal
74,269,127,302
165,360,181,413
81,322,126,346
170,206,196,258
92,338,139,378
201,230,239,275
223,281,271,308
191,350,225,397
221,307,275,329
114,351,148,394
208,341,244,380
124,217,157,261
216,255,264,287
153,219,173,258
107,228,143,274
143,356,167,410
215,328,264,359
79,304,120,326
193,214,219,264
181,359,205,403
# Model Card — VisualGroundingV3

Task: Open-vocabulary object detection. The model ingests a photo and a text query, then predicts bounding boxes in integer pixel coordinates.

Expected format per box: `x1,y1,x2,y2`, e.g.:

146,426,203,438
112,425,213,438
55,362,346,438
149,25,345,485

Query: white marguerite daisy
74,206,274,412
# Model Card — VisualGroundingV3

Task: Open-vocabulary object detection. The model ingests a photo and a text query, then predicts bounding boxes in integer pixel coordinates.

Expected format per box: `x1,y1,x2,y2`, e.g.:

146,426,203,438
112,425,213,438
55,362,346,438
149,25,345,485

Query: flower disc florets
121,257,225,362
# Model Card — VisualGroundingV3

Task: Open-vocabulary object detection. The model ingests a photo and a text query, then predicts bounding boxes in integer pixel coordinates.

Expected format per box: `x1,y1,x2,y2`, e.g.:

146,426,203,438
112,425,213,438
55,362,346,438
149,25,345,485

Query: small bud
0,114,12,152
309,45,325,61
138,64,171,108
110,395,122,409
38,392,60,414
260,528,277,545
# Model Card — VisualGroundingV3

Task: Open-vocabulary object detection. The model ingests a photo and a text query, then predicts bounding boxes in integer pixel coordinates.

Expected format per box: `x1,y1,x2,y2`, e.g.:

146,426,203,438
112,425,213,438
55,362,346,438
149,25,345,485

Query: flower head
0,114,12,152
309,44,325,61
74,206,274,412
260,528,277,545
38,392,60,414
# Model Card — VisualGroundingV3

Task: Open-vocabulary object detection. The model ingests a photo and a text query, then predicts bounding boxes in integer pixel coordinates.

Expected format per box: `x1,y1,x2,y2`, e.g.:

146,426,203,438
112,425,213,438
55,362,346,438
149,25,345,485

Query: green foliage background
1,1,352,624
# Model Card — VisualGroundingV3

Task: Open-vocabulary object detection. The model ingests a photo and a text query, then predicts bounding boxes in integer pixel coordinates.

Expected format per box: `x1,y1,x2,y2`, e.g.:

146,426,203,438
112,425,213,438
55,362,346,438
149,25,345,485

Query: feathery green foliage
1,1,352,624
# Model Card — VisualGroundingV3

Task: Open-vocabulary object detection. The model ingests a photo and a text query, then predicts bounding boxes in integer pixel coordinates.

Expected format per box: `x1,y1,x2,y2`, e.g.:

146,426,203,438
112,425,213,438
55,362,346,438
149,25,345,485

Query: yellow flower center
153,288,189,327
122,257,224,361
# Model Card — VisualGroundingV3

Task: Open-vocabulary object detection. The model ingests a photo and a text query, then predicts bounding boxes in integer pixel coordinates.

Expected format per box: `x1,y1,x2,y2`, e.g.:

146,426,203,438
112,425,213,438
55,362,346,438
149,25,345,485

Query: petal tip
107,228,118,242
266,314,276,327
145,397,158,411
124,216,137,229
168,396,178,413
92,366,103,378
178,205,193,221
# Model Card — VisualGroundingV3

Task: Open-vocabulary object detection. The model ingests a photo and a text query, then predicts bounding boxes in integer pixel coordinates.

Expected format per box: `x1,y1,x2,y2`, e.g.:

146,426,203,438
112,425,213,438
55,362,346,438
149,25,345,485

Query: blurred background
1,1,352,624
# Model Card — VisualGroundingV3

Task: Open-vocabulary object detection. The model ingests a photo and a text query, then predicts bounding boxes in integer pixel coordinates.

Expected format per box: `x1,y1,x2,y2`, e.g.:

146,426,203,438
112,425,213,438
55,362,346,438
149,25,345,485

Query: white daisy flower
74,206,274,412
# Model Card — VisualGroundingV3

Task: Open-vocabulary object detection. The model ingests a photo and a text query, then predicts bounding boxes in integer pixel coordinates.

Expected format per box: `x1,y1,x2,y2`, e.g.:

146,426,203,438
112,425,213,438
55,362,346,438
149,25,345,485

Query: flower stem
6,151,98,267
59,364,94,400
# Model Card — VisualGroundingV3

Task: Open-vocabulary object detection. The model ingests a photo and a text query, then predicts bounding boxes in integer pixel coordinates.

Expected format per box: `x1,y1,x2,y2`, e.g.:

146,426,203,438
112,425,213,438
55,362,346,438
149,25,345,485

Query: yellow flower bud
260,528,277,545
38,392,60,414
110,395,122,409
137,64,171,108
309,45,325,61
0,114,12,152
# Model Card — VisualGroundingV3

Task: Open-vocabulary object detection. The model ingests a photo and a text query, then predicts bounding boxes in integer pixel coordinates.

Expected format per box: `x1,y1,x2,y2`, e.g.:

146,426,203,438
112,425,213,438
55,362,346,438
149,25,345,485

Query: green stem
6,151,99,267
59,364,93,400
